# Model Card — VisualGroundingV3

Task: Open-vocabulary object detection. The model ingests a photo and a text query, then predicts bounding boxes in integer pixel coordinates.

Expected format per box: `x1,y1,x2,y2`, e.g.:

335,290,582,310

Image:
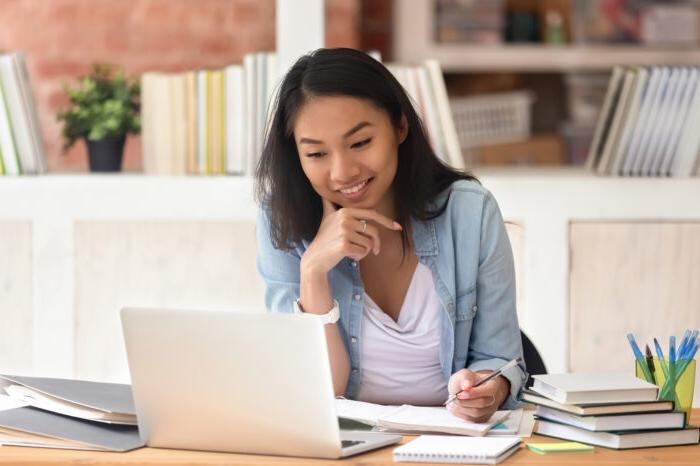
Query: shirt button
351,336,358,344
354,294,361,301
472,305,478,312
352,368,359,374
351,261,357,267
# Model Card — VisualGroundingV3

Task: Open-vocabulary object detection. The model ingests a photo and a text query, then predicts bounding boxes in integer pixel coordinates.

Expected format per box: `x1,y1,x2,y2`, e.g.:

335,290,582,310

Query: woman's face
293,96,407,216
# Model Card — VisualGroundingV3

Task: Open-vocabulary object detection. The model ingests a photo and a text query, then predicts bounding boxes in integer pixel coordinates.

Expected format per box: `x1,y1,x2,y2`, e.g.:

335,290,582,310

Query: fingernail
393,222,402,230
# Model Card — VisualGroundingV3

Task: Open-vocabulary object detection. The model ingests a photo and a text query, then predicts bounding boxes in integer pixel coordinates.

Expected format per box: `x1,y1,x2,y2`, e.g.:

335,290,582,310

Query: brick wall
0,0,360,172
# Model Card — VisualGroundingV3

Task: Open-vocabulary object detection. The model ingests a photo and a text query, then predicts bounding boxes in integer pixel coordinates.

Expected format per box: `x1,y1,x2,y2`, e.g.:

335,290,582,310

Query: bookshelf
394,0,700,168
396,45,700,73
394,0,700,72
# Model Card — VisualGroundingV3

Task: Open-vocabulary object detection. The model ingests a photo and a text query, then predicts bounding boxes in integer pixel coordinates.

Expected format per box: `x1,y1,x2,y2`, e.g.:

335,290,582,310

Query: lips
336,177,373,201
339,179,370,194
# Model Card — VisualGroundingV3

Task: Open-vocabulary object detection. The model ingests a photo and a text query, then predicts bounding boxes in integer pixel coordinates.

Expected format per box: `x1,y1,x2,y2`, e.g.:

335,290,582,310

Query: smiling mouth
338,178,372,194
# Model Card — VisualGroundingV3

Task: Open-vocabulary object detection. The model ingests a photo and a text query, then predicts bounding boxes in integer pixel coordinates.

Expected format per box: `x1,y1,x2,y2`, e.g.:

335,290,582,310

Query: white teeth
340,179,368,194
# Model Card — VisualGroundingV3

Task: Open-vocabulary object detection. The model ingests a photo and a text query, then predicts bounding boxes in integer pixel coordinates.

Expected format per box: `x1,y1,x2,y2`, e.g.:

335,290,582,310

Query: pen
444,357,522,406
680,330,698,359
645,344,656,385
627,333,653,383
678,329,691,357
653,337,669,379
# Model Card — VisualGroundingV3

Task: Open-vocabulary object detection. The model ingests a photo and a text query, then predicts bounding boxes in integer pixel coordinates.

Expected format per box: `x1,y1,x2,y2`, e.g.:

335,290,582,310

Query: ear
397,114,408,144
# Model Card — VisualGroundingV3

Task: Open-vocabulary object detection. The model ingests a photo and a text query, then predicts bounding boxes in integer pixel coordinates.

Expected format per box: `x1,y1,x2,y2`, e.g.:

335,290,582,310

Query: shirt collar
411,217,439,257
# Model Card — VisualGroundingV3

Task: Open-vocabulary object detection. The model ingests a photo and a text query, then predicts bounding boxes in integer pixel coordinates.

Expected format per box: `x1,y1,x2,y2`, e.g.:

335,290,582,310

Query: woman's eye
306,152,325,158
352,138,372,149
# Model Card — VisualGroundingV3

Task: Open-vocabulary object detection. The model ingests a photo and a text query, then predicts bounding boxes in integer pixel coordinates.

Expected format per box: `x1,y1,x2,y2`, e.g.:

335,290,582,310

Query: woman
255,48,526,422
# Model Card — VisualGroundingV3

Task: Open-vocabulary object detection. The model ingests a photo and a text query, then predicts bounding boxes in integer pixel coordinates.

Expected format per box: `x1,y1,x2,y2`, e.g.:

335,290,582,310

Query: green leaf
56,63,141,152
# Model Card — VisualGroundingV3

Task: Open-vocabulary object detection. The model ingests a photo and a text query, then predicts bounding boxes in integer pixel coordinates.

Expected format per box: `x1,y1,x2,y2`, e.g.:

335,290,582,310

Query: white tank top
355,262,448,406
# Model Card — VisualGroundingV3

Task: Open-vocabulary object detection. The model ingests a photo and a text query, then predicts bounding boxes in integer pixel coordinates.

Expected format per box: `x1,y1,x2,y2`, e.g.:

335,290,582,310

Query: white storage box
451,91,534,148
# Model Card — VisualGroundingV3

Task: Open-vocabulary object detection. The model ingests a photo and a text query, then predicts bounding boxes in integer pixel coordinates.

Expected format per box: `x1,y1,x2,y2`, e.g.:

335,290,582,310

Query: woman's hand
446,369,511,423
300,198,402,276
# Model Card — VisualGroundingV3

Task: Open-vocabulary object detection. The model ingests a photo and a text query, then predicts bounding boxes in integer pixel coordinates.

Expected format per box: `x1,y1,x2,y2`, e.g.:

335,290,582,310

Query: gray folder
0,374,135,415
0,407,144,451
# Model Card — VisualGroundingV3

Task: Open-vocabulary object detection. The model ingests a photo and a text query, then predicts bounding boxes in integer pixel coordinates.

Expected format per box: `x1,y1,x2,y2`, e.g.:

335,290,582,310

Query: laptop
120,307,401,458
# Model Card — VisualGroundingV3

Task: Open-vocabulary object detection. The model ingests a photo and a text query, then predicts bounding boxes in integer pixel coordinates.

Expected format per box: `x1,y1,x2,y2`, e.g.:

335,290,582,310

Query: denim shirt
256,180,527,408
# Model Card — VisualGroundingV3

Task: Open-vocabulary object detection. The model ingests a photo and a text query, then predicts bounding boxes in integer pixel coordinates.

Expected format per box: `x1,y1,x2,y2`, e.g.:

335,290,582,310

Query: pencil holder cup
635,357,695,426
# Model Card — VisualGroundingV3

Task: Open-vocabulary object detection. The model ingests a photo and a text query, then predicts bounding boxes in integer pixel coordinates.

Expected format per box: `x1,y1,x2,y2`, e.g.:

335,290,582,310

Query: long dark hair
255,48,477,250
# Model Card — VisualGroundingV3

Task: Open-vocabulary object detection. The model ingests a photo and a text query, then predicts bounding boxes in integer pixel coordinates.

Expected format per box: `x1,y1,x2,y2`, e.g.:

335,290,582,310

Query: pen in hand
444,357,522,406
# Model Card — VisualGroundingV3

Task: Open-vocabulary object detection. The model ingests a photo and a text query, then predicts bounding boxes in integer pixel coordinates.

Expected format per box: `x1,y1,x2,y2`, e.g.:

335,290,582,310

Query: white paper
334,398,399,426
378,405,509,436
0,395,26,412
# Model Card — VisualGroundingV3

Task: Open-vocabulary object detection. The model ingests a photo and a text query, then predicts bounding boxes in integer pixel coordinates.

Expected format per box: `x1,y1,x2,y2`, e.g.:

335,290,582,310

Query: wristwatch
293,299,341,325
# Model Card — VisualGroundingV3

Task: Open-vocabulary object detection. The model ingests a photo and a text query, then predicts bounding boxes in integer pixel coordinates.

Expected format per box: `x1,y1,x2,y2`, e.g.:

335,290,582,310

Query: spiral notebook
393,436,521,464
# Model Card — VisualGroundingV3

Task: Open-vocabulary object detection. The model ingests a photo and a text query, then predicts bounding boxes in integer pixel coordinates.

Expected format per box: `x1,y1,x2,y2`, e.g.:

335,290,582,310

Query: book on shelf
585,64,700,177
141,51,277,176
0,52,47,175
387,60,465,171
535,418,699,449
140,52,465,176
521,390,674,416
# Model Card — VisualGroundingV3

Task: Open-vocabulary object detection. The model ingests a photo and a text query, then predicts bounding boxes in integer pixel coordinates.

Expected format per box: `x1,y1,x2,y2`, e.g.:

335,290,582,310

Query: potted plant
57,64,140,172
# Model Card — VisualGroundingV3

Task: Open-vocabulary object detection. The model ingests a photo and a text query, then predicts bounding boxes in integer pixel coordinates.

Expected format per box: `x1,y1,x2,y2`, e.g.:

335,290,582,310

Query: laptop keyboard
342,440,366,449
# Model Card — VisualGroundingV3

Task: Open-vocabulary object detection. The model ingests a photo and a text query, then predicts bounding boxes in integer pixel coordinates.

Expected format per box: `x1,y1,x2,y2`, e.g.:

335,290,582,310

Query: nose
329,152,360,183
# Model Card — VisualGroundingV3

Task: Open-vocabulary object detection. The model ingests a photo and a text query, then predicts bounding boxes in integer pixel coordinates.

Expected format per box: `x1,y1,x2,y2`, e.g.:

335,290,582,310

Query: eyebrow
298,121,373,145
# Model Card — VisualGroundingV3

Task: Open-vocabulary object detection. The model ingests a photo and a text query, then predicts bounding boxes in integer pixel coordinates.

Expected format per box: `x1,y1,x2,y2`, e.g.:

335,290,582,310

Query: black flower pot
85,136,126,172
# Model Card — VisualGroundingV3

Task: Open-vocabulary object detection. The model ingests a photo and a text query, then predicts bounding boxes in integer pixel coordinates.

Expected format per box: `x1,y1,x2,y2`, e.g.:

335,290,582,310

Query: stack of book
386,60,464,170
526,373,699,449
140,53,464,176
0,52,47,175
141,51,277,176
0,374,143,452
586,65,700,177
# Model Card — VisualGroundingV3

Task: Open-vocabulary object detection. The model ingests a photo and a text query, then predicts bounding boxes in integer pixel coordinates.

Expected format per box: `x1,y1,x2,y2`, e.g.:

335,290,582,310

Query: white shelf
417,45,700,73
2,170,699,220
394,0,700,72
2,172,700,379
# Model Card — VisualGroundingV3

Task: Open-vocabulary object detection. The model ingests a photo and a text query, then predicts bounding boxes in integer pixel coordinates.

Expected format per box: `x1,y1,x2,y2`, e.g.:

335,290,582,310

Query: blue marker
670,335,677,365
678,330,691,356
627,333,645,360
682,331,699,359
628,333,653,383
653,337,669,378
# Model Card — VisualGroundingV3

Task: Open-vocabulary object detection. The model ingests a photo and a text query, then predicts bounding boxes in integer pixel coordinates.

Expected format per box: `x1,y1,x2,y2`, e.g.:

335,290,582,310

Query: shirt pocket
455,287,477,321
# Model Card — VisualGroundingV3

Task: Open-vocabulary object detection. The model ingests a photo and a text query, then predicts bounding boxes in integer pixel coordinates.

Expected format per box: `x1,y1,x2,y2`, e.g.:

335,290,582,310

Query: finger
346,231,373,257
448,369,468,395
448,369,480,395
343,242,371,262
358,223,381,255
453,395,496,409
459,381,497,399
344,208,402,231
322,197,337,218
